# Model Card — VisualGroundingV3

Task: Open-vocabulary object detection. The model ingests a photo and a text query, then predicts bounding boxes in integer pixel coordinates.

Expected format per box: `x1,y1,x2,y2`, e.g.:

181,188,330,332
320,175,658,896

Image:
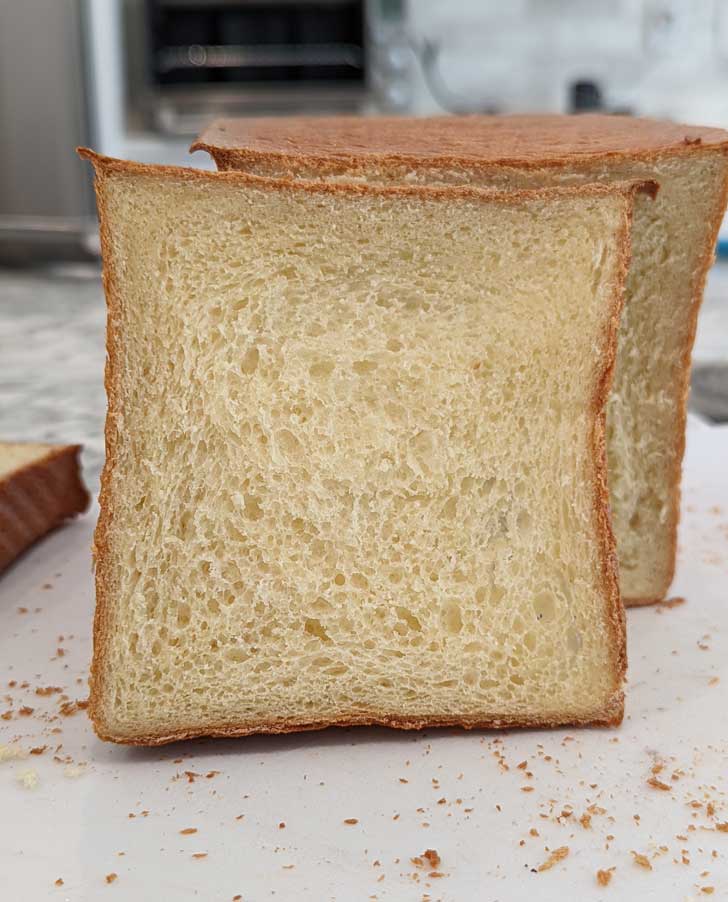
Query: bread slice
80,148,643,744
0,443,89,573
193,114,728,606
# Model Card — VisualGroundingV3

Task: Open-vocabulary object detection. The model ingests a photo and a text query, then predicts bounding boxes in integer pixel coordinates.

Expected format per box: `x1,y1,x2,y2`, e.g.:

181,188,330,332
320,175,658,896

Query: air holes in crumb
533,593,556,622
566,626,582,653
207,598,220,615
464,669,477,686
516,510,532,532
151,639,161,656
443,604,463,635
460,476,475,493
277,429,302,459
441,497,457,520
225,647,248,663
386,338,403,352
309,360,334,378
241,346,259,374
334,573,346,586
244,494,263,521
304,618,331,642
524,631,537,652
395,607,422,631
350,572,368,589
353,359,377,375
177,602,191,627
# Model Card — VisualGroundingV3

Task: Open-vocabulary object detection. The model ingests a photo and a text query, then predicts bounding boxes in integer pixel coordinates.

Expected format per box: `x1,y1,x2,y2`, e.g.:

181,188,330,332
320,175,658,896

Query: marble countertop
1,261,728,498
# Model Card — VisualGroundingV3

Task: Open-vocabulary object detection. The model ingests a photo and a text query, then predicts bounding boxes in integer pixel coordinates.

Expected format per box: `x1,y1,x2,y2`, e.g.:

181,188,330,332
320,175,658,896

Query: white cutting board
1,420,727,902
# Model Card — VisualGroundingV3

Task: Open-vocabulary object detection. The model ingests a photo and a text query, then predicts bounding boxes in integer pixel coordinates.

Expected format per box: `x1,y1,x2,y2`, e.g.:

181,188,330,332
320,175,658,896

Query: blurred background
1,0,728,486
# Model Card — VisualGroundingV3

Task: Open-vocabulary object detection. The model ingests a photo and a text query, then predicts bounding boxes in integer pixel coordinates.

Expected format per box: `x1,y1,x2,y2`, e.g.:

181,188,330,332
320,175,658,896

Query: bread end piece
0,443,89,573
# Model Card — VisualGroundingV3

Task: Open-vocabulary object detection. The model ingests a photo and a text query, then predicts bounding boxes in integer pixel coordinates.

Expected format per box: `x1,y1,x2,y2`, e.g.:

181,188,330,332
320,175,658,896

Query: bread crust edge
0,444,89,573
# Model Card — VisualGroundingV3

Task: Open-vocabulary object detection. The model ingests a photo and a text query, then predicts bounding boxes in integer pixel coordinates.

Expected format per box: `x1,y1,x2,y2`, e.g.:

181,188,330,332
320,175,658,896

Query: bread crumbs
192,853,208,860
596,868,614,886
54,879,63,887
16,769,39,789
701,889,714,895
105,873,117,884
647,777,671,792
630,852,652,870
538,847,569,872
179,828,198,835
344,818,359,825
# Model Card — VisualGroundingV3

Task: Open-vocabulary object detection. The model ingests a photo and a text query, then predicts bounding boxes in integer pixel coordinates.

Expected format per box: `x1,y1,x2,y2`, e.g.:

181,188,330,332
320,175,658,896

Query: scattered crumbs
184,771,202,783
708,677,720,686
205,770,220,779
19,706,34,717
30,746,47,756
56,648,66,657
232,897,242,901
701,889,714,895
235,814,244,821
529,829,539,837
715,823,728,833
580,814,592,829
399,778,409,784
437,798,447,805
105,873,117,884
630,852,652,871
17,769,39,790
0,744,27,762
538,847,569,872
596,868,614,887
36,686,62,697
17,607,28,614
517,761,528,770
278,823,286,830
180,828,198,835
521,786,534,793
393,814,400,821
423,850,441,869
344,818,359,825
647,777,671,792
59,699,89,717
282,864,295,870
191,853,208,860
657,596,686,610
54,878,64,887
64,765,86,778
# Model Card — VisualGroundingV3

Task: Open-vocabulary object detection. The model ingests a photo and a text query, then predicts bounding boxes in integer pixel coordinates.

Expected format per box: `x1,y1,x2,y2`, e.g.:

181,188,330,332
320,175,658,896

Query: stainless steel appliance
0,0,96,264
126,0,413,136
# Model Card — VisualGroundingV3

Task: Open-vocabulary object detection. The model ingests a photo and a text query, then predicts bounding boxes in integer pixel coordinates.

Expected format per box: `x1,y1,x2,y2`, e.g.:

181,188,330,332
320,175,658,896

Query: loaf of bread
193,114,728,606
80,148,647,743
0,442,89,573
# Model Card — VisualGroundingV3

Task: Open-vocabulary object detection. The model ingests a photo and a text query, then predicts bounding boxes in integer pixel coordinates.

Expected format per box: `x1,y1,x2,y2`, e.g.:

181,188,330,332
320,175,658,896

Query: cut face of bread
82,150,635,744
194,114,728,605
0,442,89,572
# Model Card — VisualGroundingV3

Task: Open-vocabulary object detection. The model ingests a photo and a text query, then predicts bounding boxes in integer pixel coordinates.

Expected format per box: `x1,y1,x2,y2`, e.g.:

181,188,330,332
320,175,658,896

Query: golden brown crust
94,702,624,747
191,113,728,173
0,444,89,573
78,147,655,207
79,148,634,744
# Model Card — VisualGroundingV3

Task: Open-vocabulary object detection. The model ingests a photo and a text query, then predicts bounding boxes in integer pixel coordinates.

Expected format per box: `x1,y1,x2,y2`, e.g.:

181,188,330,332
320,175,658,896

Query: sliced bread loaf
80,149,642,744
0,443,89,573
193,114,728,605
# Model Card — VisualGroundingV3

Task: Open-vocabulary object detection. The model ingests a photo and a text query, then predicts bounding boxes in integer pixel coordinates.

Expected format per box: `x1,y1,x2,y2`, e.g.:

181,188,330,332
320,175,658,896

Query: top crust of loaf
80,148,639,744
191,114,728,171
